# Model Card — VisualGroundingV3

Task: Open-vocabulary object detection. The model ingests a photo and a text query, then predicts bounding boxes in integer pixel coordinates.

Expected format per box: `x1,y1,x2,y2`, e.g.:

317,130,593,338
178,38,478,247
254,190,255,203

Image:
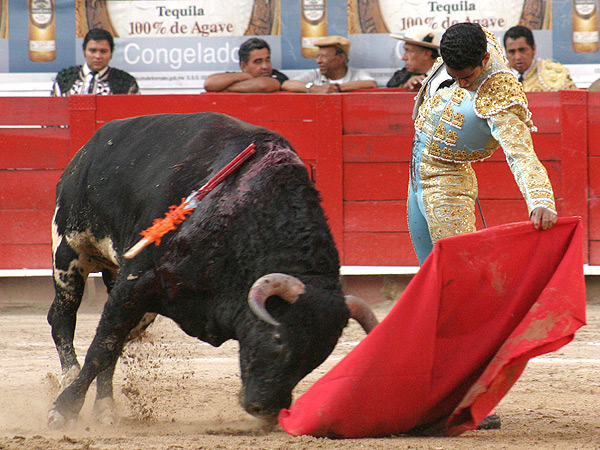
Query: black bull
47,112,377,428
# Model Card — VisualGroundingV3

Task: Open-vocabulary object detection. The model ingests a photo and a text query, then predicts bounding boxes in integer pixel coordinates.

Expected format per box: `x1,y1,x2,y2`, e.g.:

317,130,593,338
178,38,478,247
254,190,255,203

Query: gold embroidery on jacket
452,112,465,128
446,130,459,145
475,72,529,122
491,111,556,214
419,153,477,244
451,89,466,104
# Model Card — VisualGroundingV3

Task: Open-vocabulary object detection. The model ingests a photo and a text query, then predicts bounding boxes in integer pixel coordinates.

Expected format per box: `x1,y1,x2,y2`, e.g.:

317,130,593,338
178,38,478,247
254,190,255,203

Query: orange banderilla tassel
124,142,257,259
140,200,195,246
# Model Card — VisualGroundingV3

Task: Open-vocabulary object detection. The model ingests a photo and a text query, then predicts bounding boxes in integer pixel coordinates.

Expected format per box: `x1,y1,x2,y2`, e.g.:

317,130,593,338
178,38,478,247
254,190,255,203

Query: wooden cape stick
124,142,257,259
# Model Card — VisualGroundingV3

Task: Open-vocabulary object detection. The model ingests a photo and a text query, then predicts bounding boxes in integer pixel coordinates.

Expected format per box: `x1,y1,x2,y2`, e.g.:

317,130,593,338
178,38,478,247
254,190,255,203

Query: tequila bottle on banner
29,0,56,62
573,0,599,53
301,0,327,58
0,0,7,39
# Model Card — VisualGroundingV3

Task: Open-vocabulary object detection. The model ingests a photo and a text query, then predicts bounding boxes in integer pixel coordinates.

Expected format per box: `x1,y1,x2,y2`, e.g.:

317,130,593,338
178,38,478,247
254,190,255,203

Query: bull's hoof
47,409,67,429
93,397,117,425
60,366,81,391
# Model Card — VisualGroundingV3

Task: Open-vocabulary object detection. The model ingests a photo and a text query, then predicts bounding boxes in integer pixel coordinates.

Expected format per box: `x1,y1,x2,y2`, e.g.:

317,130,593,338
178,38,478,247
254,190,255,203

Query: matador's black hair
440,22,487,70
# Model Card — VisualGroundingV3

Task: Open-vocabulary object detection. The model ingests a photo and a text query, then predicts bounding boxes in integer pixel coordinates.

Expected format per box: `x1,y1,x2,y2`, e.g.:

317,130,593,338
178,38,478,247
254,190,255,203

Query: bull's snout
238,387,290,423
243,403,280,429
244,403,276,419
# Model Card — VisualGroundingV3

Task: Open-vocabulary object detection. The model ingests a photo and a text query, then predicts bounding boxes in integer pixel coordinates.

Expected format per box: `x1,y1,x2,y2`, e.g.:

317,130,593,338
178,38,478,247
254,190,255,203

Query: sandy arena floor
0,298,599,450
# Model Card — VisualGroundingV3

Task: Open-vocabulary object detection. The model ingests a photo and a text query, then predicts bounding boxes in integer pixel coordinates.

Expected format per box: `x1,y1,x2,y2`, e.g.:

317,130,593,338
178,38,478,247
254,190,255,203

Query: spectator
387,26,440,91
503,25,576,92
204,38,287,93
51,28,139,96
282,36,377,93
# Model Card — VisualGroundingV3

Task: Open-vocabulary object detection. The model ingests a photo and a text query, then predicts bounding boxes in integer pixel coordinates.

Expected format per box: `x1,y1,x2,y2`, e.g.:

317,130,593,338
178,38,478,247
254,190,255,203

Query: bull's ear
248,273,305,326
345,295,379,333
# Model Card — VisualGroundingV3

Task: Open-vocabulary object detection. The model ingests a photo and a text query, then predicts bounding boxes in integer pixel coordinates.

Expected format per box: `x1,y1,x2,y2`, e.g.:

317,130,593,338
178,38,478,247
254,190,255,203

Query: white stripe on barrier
3,265,600,277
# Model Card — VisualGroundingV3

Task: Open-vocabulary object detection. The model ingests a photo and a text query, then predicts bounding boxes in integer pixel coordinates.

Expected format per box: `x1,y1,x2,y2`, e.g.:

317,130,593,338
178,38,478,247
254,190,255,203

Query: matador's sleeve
488,110,556,215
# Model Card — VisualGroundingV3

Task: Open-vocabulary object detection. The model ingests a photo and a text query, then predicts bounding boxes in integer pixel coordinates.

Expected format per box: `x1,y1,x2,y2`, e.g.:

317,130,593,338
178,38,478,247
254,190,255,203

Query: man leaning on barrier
282,36,377,93
204,38,288,93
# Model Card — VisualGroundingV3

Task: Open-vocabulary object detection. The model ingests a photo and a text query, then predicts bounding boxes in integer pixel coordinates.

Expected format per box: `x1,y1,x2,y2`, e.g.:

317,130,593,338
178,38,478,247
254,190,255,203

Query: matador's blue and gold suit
408,30,556,264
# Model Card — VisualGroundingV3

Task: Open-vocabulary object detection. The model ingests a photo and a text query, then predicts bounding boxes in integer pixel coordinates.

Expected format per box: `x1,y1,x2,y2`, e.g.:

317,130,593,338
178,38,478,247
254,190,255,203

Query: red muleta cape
279,217,587,438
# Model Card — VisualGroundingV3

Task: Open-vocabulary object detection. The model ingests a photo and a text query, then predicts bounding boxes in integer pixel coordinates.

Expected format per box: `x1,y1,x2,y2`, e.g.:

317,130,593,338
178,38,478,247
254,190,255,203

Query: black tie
518,73,524,82
437,79,454,91
88,72,97,94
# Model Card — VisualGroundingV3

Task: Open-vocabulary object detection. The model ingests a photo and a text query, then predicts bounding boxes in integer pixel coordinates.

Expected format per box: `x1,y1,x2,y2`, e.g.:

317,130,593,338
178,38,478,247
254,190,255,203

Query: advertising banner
1,0,599,94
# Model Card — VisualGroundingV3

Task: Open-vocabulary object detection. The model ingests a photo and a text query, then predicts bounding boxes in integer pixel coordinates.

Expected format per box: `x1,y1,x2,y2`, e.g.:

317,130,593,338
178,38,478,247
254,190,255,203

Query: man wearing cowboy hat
387,26,440,91
282,35,377,93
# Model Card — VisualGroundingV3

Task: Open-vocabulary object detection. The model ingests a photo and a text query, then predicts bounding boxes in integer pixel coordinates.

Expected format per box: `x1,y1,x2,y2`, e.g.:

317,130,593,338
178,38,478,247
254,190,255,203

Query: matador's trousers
407,148,478,265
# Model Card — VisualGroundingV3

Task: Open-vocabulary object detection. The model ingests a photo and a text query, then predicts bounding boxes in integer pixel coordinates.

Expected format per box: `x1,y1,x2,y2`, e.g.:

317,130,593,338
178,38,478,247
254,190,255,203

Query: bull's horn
248,273,306,326
345,295,379,333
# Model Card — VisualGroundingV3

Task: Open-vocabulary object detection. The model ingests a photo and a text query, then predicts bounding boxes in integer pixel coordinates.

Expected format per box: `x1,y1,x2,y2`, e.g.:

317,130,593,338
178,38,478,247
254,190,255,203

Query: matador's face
445,52,490,89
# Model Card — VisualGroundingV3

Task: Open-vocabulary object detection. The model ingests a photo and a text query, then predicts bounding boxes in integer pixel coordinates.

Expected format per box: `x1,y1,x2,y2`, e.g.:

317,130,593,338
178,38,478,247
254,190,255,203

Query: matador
408,23,557,264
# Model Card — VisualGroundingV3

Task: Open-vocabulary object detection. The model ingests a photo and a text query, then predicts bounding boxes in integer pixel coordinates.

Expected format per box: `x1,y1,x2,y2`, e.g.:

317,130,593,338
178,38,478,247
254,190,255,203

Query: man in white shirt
503,25,576,92
282,36,377,93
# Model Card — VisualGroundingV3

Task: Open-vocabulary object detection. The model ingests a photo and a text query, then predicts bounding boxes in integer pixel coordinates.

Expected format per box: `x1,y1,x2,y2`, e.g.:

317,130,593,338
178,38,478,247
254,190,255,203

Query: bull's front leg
48,240,87,389
92,267,119,425
48,280,148,429
93,312,158,425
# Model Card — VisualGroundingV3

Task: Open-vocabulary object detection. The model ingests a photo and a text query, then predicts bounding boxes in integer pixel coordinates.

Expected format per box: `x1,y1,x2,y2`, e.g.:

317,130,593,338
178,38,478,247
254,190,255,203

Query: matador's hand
530,206,558,230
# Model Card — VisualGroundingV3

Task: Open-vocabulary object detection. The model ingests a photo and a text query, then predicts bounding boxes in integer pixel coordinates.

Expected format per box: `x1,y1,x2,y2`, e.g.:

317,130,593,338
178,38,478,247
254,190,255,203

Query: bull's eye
271,332,289,362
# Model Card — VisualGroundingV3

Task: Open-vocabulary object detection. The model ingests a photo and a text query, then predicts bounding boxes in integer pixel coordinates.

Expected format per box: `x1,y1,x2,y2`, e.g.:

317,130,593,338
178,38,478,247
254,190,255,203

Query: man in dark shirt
204,38,288,93
51,28,139,96
387,26,439,91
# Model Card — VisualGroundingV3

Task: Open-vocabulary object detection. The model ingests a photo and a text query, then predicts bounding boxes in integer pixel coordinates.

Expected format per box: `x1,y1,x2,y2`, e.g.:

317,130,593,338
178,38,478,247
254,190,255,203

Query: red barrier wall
0,91,594,269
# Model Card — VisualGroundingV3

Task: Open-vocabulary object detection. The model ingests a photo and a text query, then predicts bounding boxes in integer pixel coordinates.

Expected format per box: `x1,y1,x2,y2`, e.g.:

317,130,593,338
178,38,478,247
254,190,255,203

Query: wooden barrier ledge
0,90,597,270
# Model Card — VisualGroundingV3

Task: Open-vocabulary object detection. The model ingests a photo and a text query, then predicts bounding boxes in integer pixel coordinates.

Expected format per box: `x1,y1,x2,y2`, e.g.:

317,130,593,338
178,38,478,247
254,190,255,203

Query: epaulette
55,65,82,95
475,71,531,124
107,68,139,94
537,59,576,91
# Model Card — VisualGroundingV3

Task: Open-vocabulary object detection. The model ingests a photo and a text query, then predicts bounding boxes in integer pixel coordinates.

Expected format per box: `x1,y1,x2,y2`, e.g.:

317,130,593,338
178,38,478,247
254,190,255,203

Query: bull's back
54,112,286,252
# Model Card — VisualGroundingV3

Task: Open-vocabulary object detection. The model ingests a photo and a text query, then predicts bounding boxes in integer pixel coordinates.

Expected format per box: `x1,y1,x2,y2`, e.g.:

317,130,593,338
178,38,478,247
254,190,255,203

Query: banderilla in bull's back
124,142,257,259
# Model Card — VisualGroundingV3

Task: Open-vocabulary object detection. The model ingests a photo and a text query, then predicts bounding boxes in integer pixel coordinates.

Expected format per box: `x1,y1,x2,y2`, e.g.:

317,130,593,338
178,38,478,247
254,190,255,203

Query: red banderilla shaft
124,142,257,259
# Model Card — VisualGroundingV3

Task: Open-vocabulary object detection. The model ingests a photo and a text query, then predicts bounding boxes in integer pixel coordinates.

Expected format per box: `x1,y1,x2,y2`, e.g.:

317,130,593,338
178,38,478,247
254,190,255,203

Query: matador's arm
488,110,556,216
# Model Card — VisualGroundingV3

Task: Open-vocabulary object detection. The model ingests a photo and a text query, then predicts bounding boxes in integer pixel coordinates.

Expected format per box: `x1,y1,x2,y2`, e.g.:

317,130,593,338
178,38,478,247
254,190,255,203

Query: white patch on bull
93,397,117,425
53,229,120,290
60,365,80,391
53,260,90,291
51,206,63,258
66,229,120,267
52,207,79,291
